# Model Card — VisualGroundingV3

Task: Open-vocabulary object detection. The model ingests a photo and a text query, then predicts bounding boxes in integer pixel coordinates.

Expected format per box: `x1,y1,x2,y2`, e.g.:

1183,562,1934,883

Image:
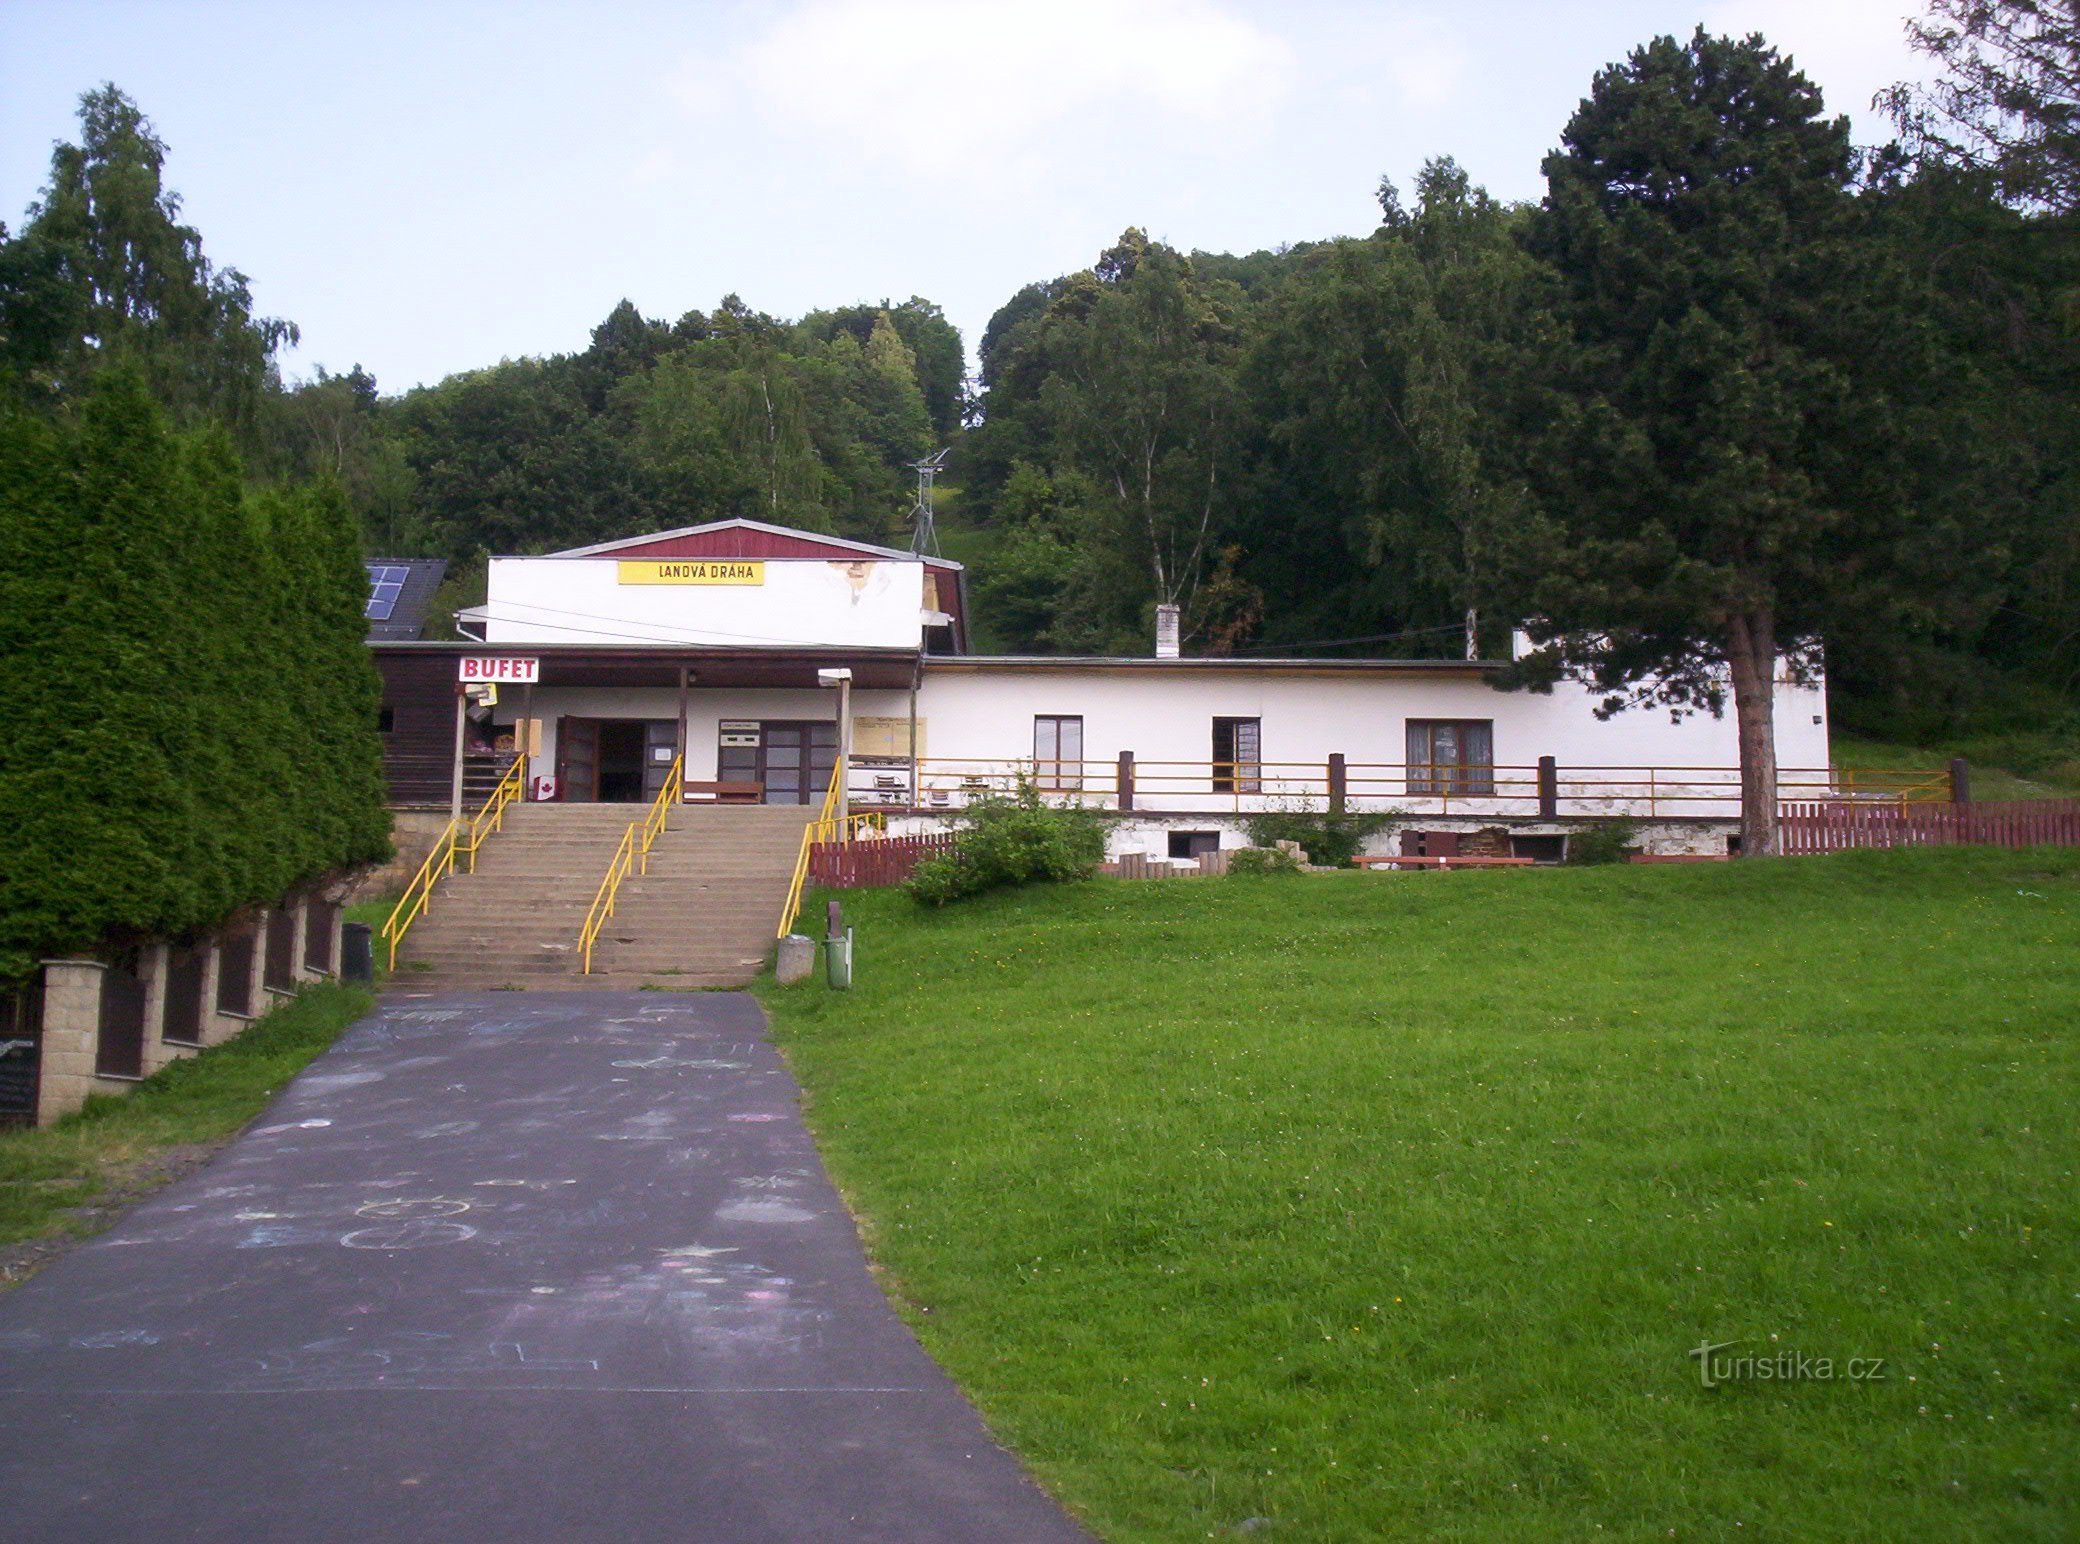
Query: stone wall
28,891,346,1125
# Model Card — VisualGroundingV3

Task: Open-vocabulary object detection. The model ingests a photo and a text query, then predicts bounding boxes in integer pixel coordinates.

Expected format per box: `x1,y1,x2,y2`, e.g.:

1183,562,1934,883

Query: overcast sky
1,1,1934,396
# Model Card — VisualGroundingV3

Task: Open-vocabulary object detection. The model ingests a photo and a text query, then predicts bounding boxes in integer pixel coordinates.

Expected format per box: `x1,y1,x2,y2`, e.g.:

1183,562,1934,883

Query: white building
371,518,1833,859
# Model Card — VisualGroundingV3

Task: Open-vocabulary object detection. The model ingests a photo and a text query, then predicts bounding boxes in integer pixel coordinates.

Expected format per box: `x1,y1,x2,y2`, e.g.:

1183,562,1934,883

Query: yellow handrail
578,755,683,973
776,769,868,939
459,753,529,871
379,753,527,971
638,754,684,875
578,824,637,975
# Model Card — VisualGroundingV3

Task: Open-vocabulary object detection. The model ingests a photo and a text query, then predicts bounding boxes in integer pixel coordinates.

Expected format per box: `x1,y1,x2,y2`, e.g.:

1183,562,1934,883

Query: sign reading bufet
458,656,540,684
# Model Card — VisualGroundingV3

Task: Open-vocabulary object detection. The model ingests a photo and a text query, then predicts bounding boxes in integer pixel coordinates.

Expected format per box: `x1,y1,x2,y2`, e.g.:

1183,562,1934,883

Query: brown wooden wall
374,653,457,805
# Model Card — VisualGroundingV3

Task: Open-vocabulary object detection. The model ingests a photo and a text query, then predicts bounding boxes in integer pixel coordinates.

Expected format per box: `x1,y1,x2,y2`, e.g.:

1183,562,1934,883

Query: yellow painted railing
777,774,881,944
379,753,527,971
578,824,637,975
579,755,682,973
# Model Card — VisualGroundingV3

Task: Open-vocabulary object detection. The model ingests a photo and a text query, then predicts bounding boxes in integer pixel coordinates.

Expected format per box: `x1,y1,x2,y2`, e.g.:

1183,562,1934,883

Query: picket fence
1779,799,2080,854
806,833,957,888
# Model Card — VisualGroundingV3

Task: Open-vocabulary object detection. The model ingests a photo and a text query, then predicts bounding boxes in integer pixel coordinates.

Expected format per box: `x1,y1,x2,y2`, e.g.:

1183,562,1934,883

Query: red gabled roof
550,518,962,569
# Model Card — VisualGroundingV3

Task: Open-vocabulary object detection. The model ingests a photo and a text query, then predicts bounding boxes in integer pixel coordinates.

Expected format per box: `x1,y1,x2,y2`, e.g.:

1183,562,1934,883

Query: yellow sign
617,560,765,585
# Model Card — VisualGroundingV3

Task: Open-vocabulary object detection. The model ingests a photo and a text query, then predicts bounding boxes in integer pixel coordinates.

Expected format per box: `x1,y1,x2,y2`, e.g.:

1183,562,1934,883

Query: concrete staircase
391,803,813,992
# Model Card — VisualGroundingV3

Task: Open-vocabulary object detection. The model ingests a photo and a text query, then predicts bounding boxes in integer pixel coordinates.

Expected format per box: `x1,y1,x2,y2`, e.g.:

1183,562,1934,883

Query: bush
1566,819,1638,865
905,784,1109,906
1244,802,1398,868
1228,845,1303,876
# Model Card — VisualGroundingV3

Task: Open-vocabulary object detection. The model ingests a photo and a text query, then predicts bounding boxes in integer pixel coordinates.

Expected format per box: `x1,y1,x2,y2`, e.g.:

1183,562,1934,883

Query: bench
1352,855,1537,870
682,780,764,804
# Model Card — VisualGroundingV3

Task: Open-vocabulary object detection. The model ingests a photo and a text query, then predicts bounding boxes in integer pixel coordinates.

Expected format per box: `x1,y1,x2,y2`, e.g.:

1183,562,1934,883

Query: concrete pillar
288,897,313,985
137,943,185,1076
35,959,105,1124
198,940,230,1047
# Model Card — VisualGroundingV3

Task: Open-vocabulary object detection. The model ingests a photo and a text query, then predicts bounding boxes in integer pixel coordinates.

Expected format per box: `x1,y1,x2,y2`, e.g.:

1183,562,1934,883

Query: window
1212,717,1261,794
377,707,395,734
1169,830,1221,860
1406,719,1494,795
1033,715,1083,791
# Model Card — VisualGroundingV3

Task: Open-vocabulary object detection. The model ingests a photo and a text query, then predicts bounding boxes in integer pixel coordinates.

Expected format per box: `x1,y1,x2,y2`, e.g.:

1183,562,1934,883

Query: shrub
904,783,1109,906
1244,802,1398,868
1228,845,1303,876
1566,819,1639,865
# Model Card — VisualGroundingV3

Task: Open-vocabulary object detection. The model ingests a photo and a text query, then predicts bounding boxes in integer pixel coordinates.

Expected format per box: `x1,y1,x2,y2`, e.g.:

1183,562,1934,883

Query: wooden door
558,716,600,802
642,720,679,803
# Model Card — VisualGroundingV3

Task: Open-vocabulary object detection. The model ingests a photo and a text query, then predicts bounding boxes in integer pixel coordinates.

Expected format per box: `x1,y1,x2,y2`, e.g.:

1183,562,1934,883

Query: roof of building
363,558,450,641
546,517,964,569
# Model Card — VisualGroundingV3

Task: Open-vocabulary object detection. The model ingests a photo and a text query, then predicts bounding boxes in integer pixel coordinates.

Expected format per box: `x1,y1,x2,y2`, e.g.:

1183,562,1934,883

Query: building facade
370,518,1833,859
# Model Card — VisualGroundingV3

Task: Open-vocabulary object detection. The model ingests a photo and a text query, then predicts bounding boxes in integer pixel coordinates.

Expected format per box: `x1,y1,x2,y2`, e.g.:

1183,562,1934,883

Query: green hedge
0,371,390,979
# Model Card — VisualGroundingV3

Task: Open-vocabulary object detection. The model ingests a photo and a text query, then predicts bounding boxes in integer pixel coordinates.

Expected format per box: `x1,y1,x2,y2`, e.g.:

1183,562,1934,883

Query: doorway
717,720,838,805
558,718,679,803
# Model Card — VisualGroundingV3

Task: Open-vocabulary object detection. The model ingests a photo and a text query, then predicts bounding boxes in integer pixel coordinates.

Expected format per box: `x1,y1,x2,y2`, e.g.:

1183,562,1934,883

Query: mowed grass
762,849,2079,1542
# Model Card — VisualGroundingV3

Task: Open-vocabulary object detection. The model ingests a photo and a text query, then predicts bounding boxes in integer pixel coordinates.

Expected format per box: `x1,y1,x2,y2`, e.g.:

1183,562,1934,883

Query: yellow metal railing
379,753,527,971
578,825,637,975
579,755,682,973
776,767,855,939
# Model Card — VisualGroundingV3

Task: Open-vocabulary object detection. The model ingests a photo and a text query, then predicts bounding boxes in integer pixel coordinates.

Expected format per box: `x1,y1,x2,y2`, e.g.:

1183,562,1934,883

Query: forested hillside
7,5,2071,780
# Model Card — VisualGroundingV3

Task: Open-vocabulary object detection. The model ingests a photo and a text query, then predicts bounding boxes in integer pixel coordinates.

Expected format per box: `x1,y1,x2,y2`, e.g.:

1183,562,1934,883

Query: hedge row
0,370,391,979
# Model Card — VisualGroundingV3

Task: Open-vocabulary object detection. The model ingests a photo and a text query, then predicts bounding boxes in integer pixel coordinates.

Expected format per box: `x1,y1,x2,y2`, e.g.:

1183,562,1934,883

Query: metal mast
907,447,950,557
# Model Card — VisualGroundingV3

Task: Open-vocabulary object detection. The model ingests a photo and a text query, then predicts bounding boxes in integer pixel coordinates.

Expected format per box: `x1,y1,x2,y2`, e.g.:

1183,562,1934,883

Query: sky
1,0,1936,397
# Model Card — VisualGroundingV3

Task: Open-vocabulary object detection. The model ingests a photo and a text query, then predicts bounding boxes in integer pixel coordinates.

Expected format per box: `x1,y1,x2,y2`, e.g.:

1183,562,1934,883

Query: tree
0,85,295,436
1515,29,1979,856
1241,161,1545,657
1883,1,2080,215
1034,230,1246,631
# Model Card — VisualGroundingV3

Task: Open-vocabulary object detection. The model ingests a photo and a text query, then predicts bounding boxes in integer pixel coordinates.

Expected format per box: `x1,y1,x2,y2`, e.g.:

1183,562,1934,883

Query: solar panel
364,564,409,621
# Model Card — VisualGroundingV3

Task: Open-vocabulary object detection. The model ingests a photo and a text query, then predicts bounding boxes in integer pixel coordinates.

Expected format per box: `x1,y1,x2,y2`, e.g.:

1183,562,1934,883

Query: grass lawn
1834,735,2079,801
762,849,2079,1542
0,904,394,1277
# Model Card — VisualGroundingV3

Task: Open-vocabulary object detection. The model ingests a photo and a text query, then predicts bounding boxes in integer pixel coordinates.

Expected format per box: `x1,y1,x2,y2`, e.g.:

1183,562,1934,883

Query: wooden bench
1352,854,1536,870
682,780,764,804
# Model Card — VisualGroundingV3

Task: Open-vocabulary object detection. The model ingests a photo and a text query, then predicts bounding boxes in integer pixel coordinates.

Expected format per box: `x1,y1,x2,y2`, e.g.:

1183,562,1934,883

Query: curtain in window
1034,715,1083,791
1406,720,1494,795
1213,718,1262,793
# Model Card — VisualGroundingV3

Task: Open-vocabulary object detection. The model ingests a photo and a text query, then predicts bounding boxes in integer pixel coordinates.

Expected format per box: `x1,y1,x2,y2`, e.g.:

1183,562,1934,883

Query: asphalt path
0,991,1090,1543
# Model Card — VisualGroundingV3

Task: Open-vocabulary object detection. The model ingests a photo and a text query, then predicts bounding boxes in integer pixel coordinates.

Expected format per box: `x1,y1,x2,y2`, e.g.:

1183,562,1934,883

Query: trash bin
825,928,854,990
341,921,374,985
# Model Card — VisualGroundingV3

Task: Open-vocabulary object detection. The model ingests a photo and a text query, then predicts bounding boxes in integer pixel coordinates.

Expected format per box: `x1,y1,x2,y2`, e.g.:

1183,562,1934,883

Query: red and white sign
458,655,539,684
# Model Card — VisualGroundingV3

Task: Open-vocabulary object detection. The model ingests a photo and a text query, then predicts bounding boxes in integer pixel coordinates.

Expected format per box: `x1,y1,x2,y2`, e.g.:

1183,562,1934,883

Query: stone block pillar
35,959,105,1125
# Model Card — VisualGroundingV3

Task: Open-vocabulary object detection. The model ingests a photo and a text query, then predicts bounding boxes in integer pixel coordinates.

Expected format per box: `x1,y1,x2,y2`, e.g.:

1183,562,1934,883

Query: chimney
1154,604,1181,659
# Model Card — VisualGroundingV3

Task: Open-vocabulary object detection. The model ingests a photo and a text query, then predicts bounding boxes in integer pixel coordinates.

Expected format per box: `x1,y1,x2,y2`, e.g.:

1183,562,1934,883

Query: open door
557,716,600,802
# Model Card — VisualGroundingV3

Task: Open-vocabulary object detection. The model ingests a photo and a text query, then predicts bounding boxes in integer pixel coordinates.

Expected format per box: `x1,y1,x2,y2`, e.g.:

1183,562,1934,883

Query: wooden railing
849,758,1952,820
578,755,682,974
379,754,527,971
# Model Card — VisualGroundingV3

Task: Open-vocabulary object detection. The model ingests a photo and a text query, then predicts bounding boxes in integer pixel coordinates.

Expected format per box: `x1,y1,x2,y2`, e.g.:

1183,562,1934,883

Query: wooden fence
806,833,957,888
1780,799,2080,854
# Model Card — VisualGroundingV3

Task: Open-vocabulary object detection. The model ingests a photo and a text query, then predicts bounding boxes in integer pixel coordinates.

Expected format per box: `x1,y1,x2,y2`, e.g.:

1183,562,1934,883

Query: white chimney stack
1154,604,1181,659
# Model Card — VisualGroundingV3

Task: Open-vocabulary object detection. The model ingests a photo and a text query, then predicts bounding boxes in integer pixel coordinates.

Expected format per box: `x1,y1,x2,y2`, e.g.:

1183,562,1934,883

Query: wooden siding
375,652,458,805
